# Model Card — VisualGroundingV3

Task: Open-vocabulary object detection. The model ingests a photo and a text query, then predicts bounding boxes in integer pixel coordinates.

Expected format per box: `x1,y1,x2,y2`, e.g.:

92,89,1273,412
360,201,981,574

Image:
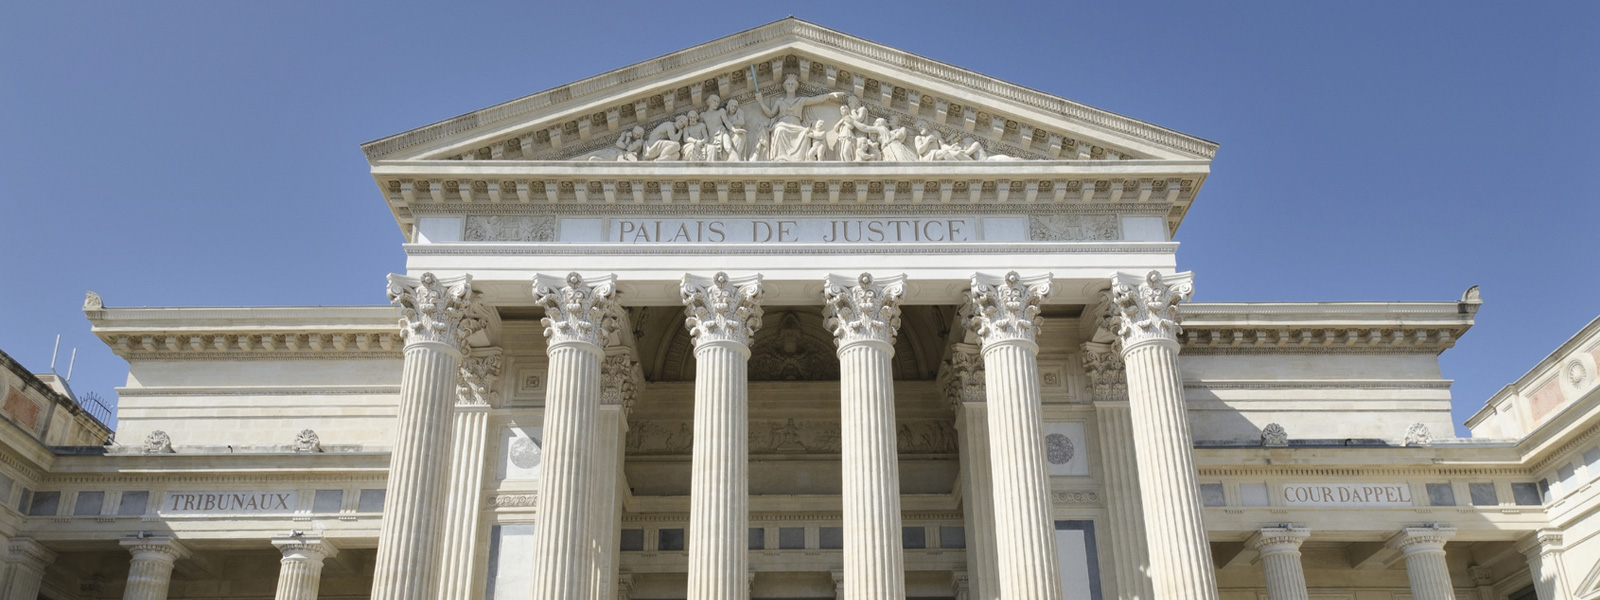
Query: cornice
360,18,1215,161
1180,325,1470,355
117,385,402,397
406,242,1178,257
1182,379,1453,391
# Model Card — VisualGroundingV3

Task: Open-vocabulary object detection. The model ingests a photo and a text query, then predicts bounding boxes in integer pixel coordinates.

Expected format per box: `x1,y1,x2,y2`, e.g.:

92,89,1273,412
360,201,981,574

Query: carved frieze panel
463,216,555,242
1027,215,1120,241
625,418,958,456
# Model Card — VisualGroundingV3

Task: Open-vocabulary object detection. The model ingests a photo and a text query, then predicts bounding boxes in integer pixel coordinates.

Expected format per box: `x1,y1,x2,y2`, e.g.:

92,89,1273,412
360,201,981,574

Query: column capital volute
6,537,57,568
272,534,339,561
1245,526,1310,557
387,272,483,356
966,270,1053,348
681,271,765,349
533,272,619,351
823,272,905,351
1514,529,1563,557
120,535,191,564
1386,525,1456,555
1108,270,1194,352
456,348,503,408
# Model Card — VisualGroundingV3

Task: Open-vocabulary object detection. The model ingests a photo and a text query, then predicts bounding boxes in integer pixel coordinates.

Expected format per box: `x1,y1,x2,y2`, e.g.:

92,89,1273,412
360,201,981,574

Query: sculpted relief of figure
572,73,1045,162
755,74,846,161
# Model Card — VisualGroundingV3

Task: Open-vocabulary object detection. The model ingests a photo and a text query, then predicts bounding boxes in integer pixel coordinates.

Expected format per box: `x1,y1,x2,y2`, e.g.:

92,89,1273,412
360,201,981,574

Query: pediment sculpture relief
581,74,1020,163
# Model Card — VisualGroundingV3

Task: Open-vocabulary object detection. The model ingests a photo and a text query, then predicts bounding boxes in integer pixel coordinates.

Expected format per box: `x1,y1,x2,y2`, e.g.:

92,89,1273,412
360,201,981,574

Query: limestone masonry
1,17,1597,600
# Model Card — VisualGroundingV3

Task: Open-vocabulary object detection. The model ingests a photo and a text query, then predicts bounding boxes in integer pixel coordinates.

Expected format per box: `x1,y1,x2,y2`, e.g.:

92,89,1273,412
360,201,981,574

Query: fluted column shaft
682,271,762,600
1121,341,1217,598
839,338,907,600
1519,531,1567,600
686,342,751,600
530,341,603,599
826,273,907,600
438,405,491,600
121,538,188,600
376,273,480,600
1246,528,1309,600
591,404,627,600
4,538,56,600
1094,402,1153,600
530,272,617,600
273,537,337,600
983,339,1064,600
955,402,999,600
1392,528,1457,600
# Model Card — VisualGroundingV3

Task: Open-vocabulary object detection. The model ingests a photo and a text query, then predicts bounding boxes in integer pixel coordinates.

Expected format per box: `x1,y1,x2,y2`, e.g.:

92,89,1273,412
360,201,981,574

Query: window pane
658,528,685,551
939,526,966,549
902,527,926,549
749,528,765,550
778,527,806,550
1425,483,1455,506
1199,483,1226,507
619,529,644,551
1511,482,1541,506
819,526,843,549
1468,483,1498,506
119,491,149,515
74,491,105,516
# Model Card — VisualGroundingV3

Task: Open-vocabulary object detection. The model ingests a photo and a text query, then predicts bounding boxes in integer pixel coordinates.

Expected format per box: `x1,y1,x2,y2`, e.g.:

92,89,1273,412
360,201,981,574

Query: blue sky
1,2,1595,435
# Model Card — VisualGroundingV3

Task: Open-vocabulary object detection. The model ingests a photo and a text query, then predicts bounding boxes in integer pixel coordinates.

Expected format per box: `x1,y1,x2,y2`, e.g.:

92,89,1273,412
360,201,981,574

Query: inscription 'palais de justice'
612,217,977,244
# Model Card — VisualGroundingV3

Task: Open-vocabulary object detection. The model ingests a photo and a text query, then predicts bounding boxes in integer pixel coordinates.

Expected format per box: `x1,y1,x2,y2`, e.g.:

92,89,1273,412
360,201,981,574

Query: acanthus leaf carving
457,349,503,407
967,271,1053,346
939,342,986,410
681,272,765,348
1109,270,1193,349
293,429,322,453
823,273,905,348
1260,423,1289,448
386,272,483,354
533,272,618,349
601,350,641,412
1080,342,1127,402
142,430,174,454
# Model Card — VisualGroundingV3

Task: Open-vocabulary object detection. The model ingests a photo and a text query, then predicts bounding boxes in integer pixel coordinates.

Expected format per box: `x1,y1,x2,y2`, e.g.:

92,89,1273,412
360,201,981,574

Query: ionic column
374,274,482,600
529,272,618,600
438,349,502,600
967,271,1063,600
944,342,999,600
1517,530,1568,600
1107,270,1217,600
120,537,190,600
272,535,338,600
824,273,909,600
1245,527,1309,600
682,272,764,600
4,538,57,600
1086,339,1153,600
591,349,640,600
1389,526,1457,600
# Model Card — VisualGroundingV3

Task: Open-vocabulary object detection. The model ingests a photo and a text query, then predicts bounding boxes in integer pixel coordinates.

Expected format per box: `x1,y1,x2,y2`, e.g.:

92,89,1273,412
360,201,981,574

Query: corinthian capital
681,272,765,348
1080,342,1127,402
602,349,642,412
939,342,985,410
1108,270,1193,350
967,271,1054,347
823,273,906,349
387,272,483,353
457,349,503,407
533,272,618,349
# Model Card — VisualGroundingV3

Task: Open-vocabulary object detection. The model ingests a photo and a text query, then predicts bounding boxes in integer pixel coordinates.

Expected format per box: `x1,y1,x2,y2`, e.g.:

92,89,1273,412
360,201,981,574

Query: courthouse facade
2,18,1599,600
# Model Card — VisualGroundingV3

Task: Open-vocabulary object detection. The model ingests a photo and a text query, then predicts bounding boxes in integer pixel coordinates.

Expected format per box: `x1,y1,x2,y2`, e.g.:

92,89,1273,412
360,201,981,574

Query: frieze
625,418,958,456
464,215,555,242
1050,490,1101,506
1028,215,1120,241
488,493,539,508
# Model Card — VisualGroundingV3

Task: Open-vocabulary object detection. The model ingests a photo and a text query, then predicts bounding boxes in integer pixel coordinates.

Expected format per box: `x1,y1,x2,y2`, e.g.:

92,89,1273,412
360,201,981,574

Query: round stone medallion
1045,433,1075,465
509,436,542,469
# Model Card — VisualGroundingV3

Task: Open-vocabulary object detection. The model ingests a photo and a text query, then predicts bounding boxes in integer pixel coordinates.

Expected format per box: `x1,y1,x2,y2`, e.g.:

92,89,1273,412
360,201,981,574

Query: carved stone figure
852,115,919,162
803,120,829,161
720,98,748,161
294,429,322,453
1404,423,1433,446
143,430,174,454
754,74,845,161
914,121,951,161
643,116,687,161
700,94,729,158
1260,423,1288,447
613,126,645,161
681,110,716,162
855,138,880,162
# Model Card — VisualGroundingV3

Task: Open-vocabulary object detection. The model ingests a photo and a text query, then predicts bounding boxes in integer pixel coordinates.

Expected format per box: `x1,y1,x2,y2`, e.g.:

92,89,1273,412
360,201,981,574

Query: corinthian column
272,535,338,600
944,342,999,600
824,272,909,600
967,271,1062,600
375,273,482,600
4,538,56,600
682,272,764,600
1245,527,1309,600
1083,341,1153,600
120,537,190,600
438,349,502,600
592,349,640,600
529,272,618,600
1518,530,1568,600
1389,527,1457,600
1108,270,1217,600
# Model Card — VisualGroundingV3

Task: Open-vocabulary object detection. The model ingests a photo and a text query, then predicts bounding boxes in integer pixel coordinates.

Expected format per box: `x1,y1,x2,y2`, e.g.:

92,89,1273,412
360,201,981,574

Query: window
748,528,765,550
313,490,344,513
778,527,806,550
357,489,386,512
1425,483,1456,506
27,491,59,516
1510,482,1542,506
1199,483,1226,507
619,529,644,551
658,528,685,551
118,491,149,516
939,526,966,549
74,491,105,516
902,527,926,549
819,527,843,549
1468,483,1498,506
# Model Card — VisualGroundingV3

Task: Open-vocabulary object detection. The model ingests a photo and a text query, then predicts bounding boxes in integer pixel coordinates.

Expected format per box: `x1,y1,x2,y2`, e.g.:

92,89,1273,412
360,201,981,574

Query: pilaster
374,272,481,600
682,272,764,600
593,348,640,600
1516,530,1568,600
4,538,57,600
825,272,908,600
943,342,999,600
438,348,502,600
967,270,1063,600
1108,270,1217,600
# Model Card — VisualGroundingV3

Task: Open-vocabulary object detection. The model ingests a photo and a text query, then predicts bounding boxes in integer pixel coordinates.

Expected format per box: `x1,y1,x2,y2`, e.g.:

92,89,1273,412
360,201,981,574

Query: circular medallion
1567,360,1588,387
509,436,542,469
1045,433,1075,465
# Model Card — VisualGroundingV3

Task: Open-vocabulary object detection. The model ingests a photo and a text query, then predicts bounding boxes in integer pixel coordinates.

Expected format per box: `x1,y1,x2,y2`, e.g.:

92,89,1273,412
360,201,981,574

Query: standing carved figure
700,94,729,159
852,115,920,162
721,98,748,161
754,74,845,161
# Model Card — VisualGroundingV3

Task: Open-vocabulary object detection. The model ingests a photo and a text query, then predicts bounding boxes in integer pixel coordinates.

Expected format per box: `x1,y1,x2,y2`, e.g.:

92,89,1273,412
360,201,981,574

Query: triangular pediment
361,18,1216,164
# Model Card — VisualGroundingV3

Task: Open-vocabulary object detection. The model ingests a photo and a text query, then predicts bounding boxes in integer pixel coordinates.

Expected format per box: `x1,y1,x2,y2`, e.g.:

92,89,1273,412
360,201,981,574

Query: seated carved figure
642,116,687,161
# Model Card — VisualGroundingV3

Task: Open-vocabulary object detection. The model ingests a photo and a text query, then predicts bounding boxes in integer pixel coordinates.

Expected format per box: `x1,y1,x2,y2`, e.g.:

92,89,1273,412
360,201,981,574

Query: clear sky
1,2,1595,436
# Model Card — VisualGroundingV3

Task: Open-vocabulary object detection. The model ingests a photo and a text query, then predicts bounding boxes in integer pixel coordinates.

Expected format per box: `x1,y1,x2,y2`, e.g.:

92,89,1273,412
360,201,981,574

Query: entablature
86,304,404,361
1181,300,1479,355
